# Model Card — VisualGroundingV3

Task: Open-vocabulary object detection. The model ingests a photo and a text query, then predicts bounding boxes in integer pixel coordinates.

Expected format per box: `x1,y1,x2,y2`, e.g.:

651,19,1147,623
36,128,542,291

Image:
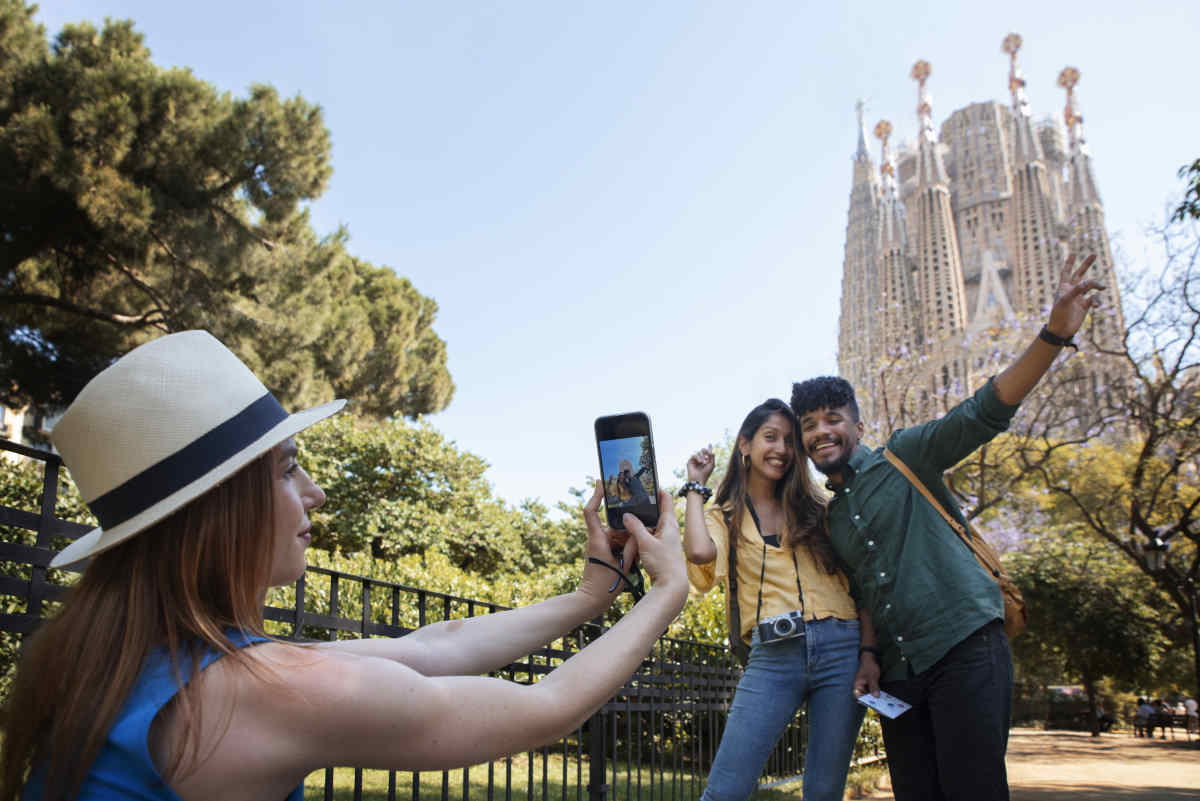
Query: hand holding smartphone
594,412,660,531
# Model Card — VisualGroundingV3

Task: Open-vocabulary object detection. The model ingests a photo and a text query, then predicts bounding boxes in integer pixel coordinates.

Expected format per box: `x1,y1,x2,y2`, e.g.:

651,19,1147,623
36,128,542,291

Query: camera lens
772,617,795,637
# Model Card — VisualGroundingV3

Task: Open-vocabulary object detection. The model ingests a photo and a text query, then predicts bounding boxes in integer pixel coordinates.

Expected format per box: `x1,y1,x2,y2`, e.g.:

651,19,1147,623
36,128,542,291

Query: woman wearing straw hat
1,331,687,801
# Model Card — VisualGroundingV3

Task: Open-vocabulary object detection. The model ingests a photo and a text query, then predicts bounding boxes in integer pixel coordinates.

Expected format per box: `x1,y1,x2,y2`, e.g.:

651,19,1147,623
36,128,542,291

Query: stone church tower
836,34,1124,428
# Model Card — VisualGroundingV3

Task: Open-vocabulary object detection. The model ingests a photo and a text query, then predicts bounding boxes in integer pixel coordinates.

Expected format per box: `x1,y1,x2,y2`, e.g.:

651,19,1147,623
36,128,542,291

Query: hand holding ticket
856,690,912,719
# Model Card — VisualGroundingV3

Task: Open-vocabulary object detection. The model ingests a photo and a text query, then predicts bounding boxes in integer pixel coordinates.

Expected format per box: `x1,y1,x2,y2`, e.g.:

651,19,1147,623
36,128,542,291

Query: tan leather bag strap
883,447,969,543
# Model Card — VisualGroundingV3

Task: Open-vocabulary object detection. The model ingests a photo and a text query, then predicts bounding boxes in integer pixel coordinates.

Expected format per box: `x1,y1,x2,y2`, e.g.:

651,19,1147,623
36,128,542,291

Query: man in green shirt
790,253,1102,801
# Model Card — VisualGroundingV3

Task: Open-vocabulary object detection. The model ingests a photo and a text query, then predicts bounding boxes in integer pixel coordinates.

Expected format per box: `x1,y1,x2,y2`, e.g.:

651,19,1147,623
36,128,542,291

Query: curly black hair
790,376,860,422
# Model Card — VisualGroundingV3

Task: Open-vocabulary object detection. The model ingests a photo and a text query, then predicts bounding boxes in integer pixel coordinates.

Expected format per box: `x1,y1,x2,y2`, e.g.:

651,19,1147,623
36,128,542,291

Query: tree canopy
0,1,453,416
1008,531,1164,733
295,415,588,574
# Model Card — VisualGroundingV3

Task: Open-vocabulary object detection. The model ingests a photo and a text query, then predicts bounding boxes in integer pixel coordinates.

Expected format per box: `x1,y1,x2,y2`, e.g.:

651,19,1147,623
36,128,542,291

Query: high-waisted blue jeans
700,617,865,801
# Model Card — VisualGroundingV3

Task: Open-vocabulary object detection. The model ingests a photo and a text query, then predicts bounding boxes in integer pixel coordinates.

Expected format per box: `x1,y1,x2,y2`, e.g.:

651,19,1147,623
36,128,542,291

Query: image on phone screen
598,436,657,511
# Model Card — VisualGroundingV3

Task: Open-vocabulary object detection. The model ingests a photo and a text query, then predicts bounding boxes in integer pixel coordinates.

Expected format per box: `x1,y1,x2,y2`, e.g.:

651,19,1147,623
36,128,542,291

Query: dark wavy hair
790,376,860,422
713,399,838,573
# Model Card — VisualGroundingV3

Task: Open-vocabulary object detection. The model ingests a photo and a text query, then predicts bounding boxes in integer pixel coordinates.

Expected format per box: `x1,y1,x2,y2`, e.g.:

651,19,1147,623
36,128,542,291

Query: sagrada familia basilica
837,34,1124,427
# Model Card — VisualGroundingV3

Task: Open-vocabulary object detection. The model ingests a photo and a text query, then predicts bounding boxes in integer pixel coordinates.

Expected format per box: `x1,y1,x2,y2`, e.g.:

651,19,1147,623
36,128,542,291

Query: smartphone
594,412,660,530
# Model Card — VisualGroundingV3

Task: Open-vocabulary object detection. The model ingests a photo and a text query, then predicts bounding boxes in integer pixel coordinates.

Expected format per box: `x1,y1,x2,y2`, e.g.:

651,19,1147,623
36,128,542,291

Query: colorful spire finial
874,120,894,181
911,60,933,138
1002,33,1028,108
1058,66,1084,150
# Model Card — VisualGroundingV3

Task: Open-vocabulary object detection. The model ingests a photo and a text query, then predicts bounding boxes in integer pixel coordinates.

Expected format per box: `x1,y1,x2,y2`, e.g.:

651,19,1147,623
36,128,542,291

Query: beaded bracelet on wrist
677,481,712,502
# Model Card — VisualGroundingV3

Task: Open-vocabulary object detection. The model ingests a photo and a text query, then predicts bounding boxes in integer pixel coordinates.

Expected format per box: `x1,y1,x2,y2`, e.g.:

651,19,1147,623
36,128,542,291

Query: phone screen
594,412,659,530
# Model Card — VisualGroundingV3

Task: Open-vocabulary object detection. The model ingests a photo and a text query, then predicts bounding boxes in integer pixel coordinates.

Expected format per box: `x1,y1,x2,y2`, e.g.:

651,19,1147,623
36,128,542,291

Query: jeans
879,619,1013,801
700,617,864,801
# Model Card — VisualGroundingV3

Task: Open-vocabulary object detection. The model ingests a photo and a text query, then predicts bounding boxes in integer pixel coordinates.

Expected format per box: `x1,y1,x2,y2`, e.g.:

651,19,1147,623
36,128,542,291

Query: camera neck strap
744,496,805,629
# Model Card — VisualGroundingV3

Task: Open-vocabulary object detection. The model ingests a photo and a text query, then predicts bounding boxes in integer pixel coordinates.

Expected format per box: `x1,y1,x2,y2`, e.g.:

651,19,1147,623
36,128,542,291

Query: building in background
837,34,1125,429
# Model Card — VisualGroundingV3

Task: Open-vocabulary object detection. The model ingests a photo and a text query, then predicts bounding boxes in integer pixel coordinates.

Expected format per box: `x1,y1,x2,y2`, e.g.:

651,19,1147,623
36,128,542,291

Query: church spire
1002,33,1044,165
909,59,967,342
911,60,949,187
855,98,871,163
1058,66,1100,205
875,120,895,193
874,118,916,354
874,119,903,235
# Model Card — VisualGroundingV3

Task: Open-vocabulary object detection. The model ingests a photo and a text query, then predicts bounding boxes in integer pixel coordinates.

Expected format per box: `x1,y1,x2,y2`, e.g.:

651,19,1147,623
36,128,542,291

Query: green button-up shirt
827,379,1018,681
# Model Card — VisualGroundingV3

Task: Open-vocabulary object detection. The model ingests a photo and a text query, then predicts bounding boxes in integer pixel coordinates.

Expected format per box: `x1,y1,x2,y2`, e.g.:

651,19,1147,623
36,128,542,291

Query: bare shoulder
163,641,440,801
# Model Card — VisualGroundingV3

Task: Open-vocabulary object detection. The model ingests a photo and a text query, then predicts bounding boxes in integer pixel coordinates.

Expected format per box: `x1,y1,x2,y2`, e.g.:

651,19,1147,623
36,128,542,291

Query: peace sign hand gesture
1046,252,1104,340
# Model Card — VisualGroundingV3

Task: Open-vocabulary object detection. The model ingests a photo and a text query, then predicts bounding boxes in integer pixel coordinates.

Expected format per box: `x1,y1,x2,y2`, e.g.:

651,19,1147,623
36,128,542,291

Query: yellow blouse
686,503,858,645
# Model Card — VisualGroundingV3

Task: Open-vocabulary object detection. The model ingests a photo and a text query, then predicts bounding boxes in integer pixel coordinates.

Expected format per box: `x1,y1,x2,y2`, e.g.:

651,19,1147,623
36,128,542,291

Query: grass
300,752,808,801
842,762,888,799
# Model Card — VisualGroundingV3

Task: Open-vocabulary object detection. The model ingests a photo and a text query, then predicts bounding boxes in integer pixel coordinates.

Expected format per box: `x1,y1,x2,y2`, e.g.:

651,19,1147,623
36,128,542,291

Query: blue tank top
24,632,304,801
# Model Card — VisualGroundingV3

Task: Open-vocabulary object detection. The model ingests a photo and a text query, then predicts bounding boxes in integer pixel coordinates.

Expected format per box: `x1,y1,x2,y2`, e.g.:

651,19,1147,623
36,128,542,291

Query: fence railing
0,438,825,800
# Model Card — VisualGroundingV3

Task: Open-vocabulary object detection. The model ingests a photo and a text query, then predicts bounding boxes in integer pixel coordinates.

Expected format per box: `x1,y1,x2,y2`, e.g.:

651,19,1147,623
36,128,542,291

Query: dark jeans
879,620,1012,801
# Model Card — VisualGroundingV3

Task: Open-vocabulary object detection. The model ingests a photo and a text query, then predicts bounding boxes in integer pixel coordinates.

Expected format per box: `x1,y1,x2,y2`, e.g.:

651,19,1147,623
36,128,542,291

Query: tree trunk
1083,676,1100,737
1190,586,1200,701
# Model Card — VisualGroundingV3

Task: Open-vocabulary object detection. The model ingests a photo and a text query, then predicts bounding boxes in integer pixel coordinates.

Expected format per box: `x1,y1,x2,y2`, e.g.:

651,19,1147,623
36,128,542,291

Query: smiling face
799,404,863,483
738,411,795,485
268,438,326,586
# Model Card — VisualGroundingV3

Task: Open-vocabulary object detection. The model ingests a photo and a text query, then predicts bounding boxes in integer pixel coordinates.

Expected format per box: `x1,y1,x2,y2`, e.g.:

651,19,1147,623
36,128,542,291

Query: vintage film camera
757,610,806,645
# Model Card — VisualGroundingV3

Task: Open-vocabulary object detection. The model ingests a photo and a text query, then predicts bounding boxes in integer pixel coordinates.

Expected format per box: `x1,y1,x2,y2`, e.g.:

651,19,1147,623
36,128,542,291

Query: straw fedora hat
49,331,345,568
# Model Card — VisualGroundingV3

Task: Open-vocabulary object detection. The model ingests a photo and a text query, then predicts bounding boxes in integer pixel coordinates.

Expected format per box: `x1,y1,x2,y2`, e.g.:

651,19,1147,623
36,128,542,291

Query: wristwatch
1038,325,1077,352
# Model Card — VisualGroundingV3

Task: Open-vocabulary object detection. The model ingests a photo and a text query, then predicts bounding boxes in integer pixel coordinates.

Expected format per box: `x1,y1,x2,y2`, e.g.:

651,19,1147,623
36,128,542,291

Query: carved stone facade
837,35,1125,428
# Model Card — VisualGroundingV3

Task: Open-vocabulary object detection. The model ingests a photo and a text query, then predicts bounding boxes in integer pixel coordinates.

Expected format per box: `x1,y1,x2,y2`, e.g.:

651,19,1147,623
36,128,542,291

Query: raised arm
992,252,1103,405
890,252,1105,475
321,482,640,677
682,447,717,565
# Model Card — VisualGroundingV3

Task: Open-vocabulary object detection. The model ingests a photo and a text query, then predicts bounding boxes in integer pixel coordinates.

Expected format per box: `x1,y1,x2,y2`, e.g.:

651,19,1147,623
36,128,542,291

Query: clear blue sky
37,1,1200,509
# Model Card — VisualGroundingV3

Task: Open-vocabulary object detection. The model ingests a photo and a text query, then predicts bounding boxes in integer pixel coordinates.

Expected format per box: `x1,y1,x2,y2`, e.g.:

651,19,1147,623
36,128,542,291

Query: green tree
295,415,591,576
1174,158,1200,223
0,2,452,416
1009,531,1164,734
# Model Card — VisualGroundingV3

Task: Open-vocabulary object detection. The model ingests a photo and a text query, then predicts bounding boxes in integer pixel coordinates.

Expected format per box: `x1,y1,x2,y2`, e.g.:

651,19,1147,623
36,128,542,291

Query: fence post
584,614,608,801
586,708,607,801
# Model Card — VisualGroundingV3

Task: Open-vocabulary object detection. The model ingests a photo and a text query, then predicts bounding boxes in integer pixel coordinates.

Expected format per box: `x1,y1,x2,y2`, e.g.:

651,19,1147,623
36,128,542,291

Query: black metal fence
0,439,831,800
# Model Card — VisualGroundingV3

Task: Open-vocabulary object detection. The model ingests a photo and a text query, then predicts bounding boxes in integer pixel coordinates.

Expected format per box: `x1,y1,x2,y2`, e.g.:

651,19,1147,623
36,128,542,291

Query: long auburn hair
0,451,277,801
713,400,838,573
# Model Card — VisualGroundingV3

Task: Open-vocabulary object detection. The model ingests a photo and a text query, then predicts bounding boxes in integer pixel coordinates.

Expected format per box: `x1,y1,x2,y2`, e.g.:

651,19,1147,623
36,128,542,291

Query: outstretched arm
992,252,1103,406
321,482,640,676
175,498,689,799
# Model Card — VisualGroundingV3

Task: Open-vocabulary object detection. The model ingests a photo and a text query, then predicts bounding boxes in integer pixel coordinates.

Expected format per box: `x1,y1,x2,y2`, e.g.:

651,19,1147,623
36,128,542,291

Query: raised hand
619,491,686,594
686,446,716,484
1046,252,1104,339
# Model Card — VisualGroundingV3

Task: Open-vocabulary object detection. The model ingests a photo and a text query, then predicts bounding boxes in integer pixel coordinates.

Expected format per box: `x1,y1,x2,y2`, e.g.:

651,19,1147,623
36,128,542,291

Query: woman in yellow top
681,399,878,801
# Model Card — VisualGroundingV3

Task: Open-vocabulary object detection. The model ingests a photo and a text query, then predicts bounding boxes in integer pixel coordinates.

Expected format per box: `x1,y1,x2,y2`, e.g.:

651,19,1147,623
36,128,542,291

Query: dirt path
863,727,1200,800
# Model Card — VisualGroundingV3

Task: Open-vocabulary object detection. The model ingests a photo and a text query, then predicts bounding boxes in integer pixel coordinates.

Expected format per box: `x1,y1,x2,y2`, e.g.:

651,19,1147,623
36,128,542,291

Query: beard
807,443,855,477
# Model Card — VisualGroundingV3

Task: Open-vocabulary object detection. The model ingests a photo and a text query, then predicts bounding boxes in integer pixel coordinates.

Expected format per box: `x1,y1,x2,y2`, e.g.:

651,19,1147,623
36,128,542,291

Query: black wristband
858,645,883,661
1038,326,1077,352
677,481,712,502
587,556,645,602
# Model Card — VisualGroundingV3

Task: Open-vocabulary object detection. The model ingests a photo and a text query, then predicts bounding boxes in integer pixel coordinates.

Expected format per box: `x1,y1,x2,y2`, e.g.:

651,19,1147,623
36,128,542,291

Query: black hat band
88,393,288,530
